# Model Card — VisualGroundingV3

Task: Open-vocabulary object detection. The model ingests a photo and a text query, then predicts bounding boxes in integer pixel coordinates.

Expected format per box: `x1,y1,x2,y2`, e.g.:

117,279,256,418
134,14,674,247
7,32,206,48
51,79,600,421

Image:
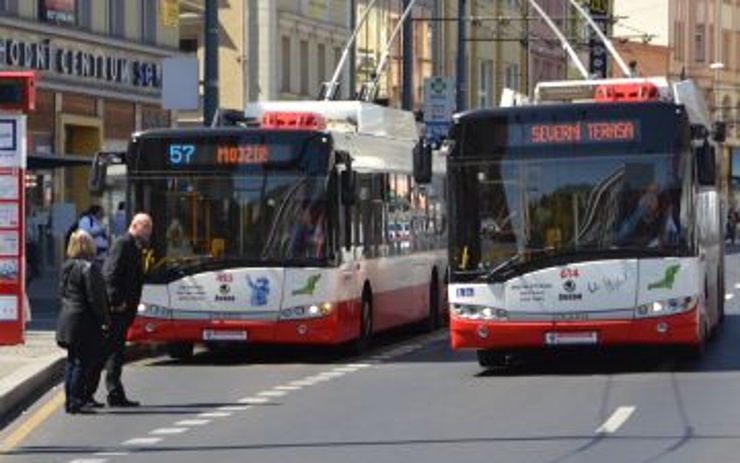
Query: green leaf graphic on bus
647,264,681,290
292,274,322,296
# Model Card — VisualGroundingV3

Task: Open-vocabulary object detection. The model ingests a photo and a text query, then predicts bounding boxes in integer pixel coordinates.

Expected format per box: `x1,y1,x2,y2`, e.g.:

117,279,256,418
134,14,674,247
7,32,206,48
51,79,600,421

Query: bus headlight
280,302,333,320
635,296,697,318
137,303,173,318
451,304,508,321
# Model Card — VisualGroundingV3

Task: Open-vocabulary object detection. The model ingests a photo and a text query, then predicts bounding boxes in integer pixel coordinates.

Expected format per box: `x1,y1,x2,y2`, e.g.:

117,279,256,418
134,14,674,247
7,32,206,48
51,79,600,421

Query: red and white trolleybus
446,78,726,366
93,100,447,358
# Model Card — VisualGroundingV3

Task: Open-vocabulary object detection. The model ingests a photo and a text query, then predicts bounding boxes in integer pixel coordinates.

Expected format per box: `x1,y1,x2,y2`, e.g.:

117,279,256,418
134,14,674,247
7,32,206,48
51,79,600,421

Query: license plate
202,329,248,341
545,331,598,346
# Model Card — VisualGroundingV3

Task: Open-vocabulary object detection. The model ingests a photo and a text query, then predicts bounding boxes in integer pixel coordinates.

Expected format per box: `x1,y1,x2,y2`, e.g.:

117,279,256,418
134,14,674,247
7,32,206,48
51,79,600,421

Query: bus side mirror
697,143,716,186
89,152,108,195
413,140,432,184
89,151,125,195
341,169,356,206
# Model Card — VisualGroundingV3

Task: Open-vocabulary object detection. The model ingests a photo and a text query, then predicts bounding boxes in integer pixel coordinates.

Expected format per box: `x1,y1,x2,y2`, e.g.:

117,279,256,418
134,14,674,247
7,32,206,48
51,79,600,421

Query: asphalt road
3,253,740,463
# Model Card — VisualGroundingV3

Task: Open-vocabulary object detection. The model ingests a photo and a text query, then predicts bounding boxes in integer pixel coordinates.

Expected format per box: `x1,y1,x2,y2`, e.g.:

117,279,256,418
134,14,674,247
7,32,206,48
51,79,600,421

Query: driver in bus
616,182,677,247
290,204,326,259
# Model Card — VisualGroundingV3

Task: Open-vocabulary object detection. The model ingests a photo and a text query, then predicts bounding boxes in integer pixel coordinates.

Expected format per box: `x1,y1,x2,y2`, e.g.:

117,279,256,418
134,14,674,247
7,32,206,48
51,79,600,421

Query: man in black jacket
99,212,153,407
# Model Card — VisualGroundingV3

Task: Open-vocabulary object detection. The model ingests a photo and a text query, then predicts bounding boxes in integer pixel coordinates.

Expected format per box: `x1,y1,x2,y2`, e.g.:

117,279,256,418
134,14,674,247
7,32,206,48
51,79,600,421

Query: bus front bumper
449,307,701,350
128,303,359,346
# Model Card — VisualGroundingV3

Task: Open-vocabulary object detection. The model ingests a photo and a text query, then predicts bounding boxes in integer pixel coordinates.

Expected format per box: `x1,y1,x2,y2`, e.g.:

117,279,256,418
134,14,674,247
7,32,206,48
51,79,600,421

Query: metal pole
456,0,466,111
402,0,413,109
349,0,357,98
204,0,219,125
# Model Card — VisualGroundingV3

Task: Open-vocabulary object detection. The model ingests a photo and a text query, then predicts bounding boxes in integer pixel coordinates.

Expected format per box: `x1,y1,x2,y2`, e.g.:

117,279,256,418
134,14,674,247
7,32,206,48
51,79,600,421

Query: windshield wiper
481,246,554,283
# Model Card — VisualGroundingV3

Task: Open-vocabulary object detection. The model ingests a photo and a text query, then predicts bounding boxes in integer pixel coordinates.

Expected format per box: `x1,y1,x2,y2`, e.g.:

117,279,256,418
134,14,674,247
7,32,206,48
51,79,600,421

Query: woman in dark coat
56,229,110,414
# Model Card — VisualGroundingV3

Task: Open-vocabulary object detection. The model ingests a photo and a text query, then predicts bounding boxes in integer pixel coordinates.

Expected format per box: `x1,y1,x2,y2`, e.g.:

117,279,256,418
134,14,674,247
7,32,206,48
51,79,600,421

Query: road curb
0,342,164,428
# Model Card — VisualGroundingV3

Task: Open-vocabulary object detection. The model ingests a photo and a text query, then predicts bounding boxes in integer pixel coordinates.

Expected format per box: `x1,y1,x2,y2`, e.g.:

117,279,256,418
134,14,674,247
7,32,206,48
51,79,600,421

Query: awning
27,153,92,169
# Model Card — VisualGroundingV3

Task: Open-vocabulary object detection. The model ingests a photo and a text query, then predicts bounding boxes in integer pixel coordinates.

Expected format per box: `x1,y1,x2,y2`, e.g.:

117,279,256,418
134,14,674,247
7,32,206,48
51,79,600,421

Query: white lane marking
123,437,162,445
218,405,252,411
333,366,361,373
197,411,232,418
238,397,271,404
176,419,210,426
346,363,372,368
257,390,287,397
69,459,107,463
275,385,302,391
726,293,734,301
288,380,316,387
596,406,636,434
150,427,188,435
315,371,345,379
734,283,740,289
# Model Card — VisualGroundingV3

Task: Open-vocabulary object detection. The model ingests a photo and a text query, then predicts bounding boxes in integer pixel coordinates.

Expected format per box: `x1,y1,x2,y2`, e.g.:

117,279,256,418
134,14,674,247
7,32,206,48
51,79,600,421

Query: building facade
0,1,178,271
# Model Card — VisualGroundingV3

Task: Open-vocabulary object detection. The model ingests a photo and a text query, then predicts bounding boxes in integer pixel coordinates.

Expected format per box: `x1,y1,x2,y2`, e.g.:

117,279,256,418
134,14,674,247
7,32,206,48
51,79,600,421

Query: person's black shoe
107,396,140,407
66,404,97,415
84,398,105,408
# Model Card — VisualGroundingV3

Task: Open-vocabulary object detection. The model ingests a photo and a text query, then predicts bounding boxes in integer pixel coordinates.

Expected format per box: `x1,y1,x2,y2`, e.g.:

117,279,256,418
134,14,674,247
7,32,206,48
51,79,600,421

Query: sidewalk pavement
0,272,160,427
0,273,64,425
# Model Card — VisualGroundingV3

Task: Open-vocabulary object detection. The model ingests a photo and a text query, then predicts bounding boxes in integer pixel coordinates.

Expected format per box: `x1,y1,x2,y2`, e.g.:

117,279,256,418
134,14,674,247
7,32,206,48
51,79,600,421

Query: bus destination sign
525,120,640,145
167,143,270,166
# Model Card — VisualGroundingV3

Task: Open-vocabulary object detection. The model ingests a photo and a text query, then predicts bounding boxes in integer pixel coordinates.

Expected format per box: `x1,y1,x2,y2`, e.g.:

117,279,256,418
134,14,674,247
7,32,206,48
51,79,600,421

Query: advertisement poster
0,295,16,321
0,203,18,228
0,172,18,200
0,258,18,283
0,231,18,256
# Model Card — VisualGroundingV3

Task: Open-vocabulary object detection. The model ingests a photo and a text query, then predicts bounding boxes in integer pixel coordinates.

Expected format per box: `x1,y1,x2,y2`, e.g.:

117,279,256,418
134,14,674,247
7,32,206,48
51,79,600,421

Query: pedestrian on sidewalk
77,205,110,263
88,213,152,408
56,230,110,415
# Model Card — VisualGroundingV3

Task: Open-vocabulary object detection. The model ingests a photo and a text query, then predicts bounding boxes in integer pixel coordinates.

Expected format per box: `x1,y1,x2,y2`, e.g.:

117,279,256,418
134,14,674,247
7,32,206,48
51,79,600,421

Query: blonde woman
56,229,110,414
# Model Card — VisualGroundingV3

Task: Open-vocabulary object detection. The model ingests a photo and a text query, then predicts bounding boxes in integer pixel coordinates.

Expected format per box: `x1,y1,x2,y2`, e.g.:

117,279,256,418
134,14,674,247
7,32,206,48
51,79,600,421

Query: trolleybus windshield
127,130,336,281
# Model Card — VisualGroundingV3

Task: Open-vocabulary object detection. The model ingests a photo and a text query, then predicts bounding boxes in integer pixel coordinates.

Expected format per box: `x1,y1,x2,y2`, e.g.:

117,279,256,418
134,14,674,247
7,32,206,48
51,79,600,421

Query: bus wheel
348,295,373,356
678,317,708,363
424,275,440,333
166,342,194,360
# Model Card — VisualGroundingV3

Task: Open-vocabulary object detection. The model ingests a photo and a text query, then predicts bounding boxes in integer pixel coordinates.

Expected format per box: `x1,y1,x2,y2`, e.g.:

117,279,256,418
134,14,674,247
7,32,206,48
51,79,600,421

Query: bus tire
424,272,440,333
348,291,373,356
166,342,194,360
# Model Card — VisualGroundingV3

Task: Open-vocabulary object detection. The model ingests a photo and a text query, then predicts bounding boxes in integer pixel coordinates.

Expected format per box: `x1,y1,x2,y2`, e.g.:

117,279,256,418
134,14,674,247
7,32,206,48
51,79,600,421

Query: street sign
423,76,454,144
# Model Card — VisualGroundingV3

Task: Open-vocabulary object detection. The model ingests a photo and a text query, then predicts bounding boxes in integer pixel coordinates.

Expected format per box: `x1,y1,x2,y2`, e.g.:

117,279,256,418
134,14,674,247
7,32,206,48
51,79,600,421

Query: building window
180,38,198,54
38,0,76,25
674,21,684,61
300,40,309,95
0,0,17,14
478,59,493,108
78,0,92,29
505,63,519,91
318,43,327,85
695,24,706,63
281,37,292,93
141,0,158,44
109,0,126,38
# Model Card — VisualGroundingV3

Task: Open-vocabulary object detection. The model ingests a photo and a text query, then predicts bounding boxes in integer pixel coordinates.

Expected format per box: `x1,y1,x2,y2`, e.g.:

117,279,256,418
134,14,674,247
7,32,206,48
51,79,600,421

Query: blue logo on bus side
246,276,270,306
456,287,474,298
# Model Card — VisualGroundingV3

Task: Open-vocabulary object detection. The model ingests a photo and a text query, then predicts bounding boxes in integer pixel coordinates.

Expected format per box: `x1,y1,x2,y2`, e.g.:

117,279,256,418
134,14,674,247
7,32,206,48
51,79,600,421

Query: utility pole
402,0,413,110
203,0,219,125
456,0,467,111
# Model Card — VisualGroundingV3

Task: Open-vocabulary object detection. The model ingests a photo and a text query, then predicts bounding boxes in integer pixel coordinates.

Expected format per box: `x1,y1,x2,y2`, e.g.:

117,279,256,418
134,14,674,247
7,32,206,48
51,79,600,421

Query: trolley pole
349,0,357,99
456,0,467,112
402,0,413,110
203,0,219,125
